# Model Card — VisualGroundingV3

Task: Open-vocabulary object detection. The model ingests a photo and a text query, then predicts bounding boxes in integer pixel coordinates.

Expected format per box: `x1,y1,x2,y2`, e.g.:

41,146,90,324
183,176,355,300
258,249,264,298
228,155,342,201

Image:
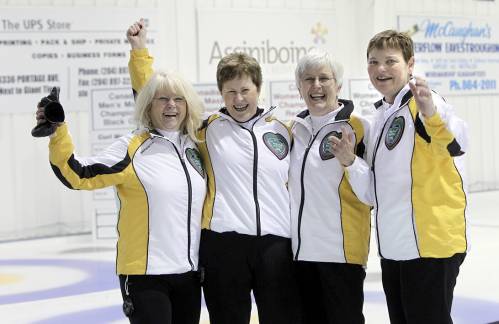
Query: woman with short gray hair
290,49,371,324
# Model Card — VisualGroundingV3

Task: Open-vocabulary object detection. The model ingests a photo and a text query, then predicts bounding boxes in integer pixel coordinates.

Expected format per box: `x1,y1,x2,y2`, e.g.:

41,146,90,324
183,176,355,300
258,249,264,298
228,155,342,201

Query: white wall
1,0,497,241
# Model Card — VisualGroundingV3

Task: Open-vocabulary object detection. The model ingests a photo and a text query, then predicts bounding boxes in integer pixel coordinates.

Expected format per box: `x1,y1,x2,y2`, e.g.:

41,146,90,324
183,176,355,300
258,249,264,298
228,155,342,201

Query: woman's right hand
32,87,64,137
126,18,147,49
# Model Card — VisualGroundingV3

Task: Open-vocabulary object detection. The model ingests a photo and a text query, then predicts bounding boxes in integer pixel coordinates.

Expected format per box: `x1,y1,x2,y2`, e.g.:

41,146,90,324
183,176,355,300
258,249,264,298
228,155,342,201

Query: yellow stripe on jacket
409,98,467,258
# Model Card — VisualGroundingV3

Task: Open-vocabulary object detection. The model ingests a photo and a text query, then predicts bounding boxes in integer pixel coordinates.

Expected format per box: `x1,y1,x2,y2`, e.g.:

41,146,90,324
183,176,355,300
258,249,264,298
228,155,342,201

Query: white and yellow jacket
197,109,291,237
348,85,469,261
49,124,206,274
129,49,292,237
289,101,371,265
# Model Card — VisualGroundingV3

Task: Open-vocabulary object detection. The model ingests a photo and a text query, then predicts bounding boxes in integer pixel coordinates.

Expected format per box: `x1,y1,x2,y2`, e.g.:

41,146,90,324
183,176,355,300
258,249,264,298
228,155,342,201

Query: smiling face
298,65,340,116
221,74,260,122
149,90,187,131
367,47,414,104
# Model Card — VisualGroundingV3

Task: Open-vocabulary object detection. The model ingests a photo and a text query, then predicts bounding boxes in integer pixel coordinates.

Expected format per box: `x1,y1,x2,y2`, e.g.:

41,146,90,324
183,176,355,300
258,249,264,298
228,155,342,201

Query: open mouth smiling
310,94,326,101
376,76,392,82
233,104,248,112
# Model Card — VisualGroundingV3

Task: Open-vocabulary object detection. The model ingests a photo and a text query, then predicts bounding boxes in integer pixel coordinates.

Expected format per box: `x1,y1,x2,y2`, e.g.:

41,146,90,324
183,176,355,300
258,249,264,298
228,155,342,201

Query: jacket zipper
221,108,280,236
158,136,195,270
294,120,349,260
371,107,405,259
241,127,261,236
177,151,195,270
294,125,326,260
294,138,314,260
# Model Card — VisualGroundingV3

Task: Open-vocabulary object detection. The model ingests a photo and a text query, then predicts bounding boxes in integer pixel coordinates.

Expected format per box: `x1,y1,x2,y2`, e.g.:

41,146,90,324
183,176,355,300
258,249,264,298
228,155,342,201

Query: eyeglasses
302,76,334,85
153,96,186,105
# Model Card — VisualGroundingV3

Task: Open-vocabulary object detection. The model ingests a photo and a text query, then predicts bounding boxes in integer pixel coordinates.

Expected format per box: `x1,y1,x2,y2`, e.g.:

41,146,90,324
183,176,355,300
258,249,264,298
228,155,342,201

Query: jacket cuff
423,111,444,127
130,48,150,58
345,156,360,172
49,123,68,143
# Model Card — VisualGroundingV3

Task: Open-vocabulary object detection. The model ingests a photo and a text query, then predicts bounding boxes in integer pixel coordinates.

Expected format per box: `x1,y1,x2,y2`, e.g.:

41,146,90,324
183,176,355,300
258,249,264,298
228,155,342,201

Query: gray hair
295,49,344,89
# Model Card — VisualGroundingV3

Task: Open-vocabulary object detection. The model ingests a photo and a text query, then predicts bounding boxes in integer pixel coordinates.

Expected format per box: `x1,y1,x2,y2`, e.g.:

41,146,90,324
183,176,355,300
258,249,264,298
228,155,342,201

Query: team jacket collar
374,84,414,112
146,128,188,151
217,106,275,126
292,99,354,134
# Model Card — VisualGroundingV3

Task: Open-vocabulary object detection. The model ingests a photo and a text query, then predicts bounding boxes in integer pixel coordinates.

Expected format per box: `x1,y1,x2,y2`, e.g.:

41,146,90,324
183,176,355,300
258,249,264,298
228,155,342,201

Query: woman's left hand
330,126,356,167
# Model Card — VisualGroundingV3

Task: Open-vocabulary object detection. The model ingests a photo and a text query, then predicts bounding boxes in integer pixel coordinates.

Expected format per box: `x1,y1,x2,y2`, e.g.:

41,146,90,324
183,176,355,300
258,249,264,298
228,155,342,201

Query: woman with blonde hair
35,70,207,324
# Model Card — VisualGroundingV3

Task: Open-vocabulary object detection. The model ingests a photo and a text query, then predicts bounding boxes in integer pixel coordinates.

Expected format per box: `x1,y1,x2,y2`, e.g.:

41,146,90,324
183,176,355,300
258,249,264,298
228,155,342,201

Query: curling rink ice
1,190,498,324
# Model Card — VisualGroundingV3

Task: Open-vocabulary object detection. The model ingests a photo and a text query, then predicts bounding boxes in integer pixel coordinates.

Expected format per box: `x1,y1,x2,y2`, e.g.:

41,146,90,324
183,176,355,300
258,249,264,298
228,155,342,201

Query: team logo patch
185,148,205,178
385,116,405,150
320,131,342,160
263,132,289,160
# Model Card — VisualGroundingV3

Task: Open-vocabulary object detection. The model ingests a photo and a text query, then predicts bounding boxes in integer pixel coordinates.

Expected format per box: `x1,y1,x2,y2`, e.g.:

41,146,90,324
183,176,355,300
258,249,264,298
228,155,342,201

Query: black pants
381,253,466,324
200,230,302,324
296,260,366,324
118,272,201,324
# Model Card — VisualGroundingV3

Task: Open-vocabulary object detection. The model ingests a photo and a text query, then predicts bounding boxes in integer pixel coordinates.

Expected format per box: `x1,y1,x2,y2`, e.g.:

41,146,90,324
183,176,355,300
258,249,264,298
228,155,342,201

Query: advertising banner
398,15,499,96
0,8,159,113
196,8,337,82
0,8,160,238
348,78,381,117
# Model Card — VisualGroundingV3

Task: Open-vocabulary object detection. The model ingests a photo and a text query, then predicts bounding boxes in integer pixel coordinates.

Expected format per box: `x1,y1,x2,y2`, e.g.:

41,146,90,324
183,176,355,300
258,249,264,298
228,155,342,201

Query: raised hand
126,18,147,50
408,76,436,117
330,125,356,167
31,87,64,137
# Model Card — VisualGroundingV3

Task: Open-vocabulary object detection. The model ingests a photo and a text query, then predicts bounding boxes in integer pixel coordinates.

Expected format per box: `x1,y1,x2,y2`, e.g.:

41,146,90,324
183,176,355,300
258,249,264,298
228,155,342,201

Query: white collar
155,129,181,146
382,84,411,121
308,103,344,134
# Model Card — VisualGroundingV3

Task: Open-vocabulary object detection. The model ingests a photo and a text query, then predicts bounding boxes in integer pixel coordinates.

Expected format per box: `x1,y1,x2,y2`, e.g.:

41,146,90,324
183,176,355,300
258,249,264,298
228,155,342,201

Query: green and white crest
185,148,205,178
320,131,342,160
263,132,289,160
385,116,405,150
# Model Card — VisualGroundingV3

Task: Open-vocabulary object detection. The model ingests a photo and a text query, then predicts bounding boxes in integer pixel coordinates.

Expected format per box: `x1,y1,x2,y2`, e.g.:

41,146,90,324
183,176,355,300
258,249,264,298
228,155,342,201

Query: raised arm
423,93,468,157
48,123,132,190
126,18,154,96
33,89,132,190
410,76,468,157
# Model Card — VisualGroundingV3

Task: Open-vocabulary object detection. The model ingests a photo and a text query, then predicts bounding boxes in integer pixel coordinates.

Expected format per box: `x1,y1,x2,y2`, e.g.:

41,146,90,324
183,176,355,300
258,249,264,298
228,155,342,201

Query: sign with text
91,88,135,130
0,8,159,113
348,79,380,118
89,87,141,239
398,15,499,95
193,83,224,115
0,8,159,238
268,80,304,122
196,8,337,82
